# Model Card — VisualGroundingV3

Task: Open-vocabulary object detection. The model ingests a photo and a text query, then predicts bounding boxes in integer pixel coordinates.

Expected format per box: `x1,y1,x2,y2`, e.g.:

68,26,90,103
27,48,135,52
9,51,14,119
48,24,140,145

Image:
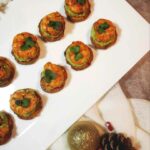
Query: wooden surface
127,0,150,23
120,52,150,100
120,0,150,100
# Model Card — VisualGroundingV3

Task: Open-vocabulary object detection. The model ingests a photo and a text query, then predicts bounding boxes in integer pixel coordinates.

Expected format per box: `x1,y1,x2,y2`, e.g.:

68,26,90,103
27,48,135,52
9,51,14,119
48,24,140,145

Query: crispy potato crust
12,32,40,65
65,41,93,70
65,0,91,22
0,57,15,87
0,111,13,145
10,89,42,120
40,62,67,93
39,12,65,42
90,19,117,49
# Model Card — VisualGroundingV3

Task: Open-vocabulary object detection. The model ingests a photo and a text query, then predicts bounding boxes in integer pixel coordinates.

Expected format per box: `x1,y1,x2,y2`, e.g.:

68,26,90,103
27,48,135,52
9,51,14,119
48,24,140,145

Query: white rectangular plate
0,0,149,150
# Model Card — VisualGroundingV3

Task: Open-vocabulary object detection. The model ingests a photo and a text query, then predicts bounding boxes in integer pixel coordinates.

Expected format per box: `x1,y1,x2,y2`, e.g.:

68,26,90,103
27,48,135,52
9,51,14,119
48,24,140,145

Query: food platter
0,0,149,150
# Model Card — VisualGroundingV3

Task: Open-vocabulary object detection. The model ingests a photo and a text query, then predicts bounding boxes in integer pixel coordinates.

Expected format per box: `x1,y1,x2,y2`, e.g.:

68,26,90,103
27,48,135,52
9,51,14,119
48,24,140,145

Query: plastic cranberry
105,121,114,132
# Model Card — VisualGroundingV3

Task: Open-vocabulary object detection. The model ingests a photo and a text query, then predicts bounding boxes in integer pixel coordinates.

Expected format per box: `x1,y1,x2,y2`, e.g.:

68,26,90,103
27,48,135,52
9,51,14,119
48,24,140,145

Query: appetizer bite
40,62,67,93
10,89,42,120
64,0,91,22
0,111,13,145
0,57,15,87
90,19,117,49
64,41,93,70
12,32,40,64
39,12,65,42
68,121,100,150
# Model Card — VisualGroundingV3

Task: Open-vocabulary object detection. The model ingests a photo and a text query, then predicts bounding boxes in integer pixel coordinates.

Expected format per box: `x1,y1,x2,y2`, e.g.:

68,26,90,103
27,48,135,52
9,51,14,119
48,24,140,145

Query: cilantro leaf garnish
98,22,110,34
21,37,36,51
43,69,57,83
75,53,83,61
48,21,62,30
70,46,80,54
77,0,86,5
70,46,83,61
15,98,30,108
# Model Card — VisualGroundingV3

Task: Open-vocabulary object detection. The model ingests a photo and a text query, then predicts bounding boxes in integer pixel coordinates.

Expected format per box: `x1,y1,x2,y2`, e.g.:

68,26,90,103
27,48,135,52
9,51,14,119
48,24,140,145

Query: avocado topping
91,27,113,47
42,69,57,83
70,46,83,61
98,22,110,34
48,21,62,30
15,98,30,108
21,37,36,51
